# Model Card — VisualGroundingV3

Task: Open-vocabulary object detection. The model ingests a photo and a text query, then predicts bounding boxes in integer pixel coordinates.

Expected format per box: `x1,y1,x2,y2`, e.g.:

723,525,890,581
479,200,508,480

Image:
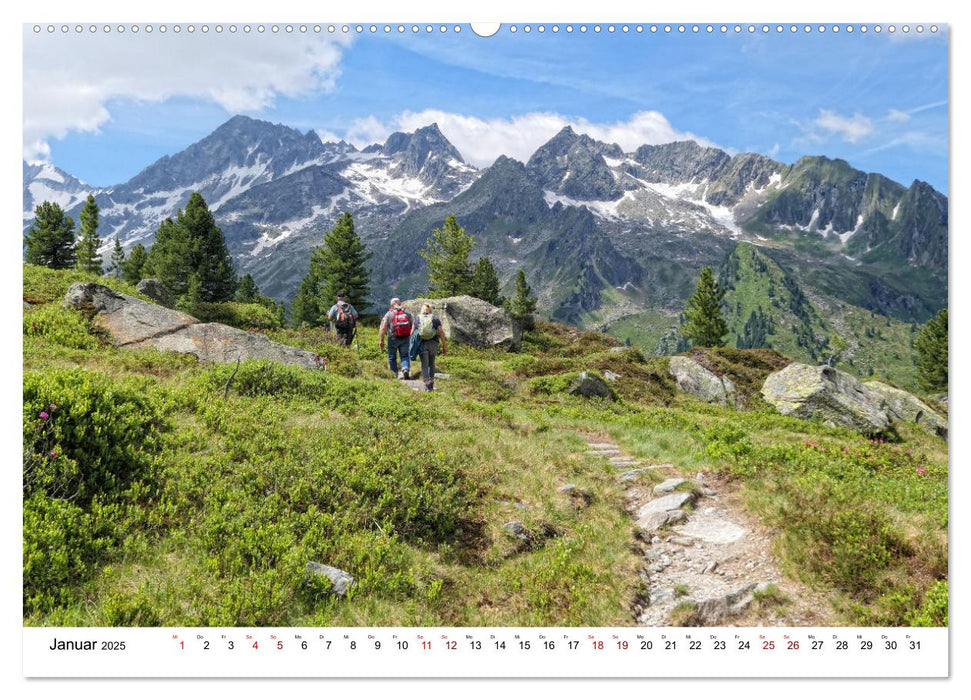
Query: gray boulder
136,278,176,308
865,381,948,439
401,295,522,350
636,491,696,533
568,371,614,399
668,355,738,406
63,282,322,370
306,562,354,596
761,363,889,435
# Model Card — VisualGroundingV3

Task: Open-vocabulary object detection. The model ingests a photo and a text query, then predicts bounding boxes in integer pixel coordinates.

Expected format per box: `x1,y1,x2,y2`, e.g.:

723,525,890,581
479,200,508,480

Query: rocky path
584,437,835,627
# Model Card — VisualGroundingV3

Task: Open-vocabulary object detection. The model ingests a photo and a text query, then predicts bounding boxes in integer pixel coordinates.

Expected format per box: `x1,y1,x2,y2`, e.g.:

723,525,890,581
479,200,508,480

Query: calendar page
17,2,952,684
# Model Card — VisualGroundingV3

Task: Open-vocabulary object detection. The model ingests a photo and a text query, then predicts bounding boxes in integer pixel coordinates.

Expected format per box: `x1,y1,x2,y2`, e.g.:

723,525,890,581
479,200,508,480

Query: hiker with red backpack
379,297,414,379
327,292,359,347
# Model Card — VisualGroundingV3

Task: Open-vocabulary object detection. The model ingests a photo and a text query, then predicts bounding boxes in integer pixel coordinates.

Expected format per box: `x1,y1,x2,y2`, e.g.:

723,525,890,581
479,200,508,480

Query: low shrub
23,368,167,503
189,301,284,331
23,305,100,350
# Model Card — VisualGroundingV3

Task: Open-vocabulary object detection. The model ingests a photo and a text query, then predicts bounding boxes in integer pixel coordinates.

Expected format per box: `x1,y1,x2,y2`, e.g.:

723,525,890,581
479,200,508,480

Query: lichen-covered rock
63,282,322,369
136,278,176,308
568,371,614,399
865,381,948,439
761,363,889,434
668,355,738,406
64,282,198,345
401,295,522,350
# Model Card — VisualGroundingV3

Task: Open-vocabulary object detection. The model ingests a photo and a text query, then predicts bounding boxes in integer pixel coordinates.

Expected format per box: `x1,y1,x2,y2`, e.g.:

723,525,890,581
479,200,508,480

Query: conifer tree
24,201,76,269
470,256,504,306
74,195,103,274
236,274,260,303
420,214,475,297
121,244,148,285
146,193,237,303
506,268,538,331
109,236,125,278
681,266,728,347
915,309,947,392
292,213,372,326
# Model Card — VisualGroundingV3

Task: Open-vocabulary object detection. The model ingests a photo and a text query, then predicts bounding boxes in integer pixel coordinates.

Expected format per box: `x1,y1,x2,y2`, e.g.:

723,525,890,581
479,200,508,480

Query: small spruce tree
109,236,125,278
236,274,260,303
470,256,504,306
914,309,947,392
145,193,237,304
24,201,76,269
121,243,148,285
681,266,728,347
420,214,475,297
74,195,103,274
506,269,538,330
292,213,372,326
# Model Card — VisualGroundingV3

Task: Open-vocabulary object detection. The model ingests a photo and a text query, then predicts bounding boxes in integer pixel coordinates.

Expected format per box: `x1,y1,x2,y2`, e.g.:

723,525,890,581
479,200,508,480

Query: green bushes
188,301,284,331
23,305,100,350
23,494,118,615
23,368,167,504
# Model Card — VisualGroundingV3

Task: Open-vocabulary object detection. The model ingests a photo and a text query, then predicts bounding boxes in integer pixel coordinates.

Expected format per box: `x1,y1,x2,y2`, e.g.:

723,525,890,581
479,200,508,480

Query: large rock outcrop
668,355,738,406
865,381,948,439
401,295,522,350
64,282,322,369
761,363,890,434
761,363,949,438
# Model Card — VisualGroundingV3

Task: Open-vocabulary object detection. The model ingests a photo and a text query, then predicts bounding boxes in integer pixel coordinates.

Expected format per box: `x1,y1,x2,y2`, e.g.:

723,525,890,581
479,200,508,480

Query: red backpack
391,308,413,338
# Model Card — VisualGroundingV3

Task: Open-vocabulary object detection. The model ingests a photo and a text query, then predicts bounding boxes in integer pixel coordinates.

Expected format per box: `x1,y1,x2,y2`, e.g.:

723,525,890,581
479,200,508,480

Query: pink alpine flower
39,411,49,420
917,467,927,476
49,450,58,457
49,404,56,410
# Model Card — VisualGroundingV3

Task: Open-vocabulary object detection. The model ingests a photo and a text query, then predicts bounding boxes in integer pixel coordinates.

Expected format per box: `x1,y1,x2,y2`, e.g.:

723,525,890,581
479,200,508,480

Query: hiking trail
583,435,836,626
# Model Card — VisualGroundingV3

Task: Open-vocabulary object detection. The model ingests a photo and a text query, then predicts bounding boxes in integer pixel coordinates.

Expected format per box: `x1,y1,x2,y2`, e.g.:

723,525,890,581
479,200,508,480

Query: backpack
417,313,437,340
391,309,412,338
334,302,355,331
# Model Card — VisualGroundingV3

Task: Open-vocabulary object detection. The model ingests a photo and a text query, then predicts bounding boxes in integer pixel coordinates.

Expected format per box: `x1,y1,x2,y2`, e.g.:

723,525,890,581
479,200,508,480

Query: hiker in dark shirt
413,303,447,391
326,292,358,347
379,297,414,379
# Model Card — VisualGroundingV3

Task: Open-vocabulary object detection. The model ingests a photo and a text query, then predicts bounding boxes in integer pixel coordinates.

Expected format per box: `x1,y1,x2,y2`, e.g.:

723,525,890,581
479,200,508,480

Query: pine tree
914,309,947,392
146,193,237,304
109,237,125,278
506,269,538,331
121,243,148,285
420,214,475,297
291,213,372,326
681,266,728,347
24,201,76,269
470,257,504,306
236,274,260,303
74,195,103,274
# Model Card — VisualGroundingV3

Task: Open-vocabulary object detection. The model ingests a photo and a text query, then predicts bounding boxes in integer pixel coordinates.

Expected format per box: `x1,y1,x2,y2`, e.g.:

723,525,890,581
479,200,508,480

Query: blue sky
23,24,949,192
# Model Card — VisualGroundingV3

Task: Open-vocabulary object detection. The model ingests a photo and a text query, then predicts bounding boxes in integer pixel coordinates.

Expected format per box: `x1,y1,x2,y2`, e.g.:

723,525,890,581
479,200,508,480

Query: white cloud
813,109,874,143
23,27,350,162
887,109,911,123
767,142,781,157
331,109,719,166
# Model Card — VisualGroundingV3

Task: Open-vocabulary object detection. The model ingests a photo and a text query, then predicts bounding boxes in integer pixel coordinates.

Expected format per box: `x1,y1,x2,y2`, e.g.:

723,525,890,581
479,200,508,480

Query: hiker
413,303,447,391
327,292,358,347
379,297,414,379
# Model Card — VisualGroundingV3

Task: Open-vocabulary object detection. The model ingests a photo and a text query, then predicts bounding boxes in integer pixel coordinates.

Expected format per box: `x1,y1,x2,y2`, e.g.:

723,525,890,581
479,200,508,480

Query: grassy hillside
22,265,947,627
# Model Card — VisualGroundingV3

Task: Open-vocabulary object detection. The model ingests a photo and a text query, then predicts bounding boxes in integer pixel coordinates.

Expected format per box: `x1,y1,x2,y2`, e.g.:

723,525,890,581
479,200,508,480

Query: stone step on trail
586,442,619,449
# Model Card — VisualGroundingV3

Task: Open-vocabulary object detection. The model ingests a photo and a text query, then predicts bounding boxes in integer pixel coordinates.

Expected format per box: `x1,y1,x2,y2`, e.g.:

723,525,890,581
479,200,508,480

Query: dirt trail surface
584,436,837,627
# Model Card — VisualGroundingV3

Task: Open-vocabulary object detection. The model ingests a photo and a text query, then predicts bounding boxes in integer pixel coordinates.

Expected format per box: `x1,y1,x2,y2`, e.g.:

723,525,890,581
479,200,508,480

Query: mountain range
23,115,947,378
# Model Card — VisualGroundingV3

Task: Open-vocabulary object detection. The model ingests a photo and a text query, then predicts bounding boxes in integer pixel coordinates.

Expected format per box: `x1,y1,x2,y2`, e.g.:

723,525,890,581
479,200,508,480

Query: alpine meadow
22,25,947,631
